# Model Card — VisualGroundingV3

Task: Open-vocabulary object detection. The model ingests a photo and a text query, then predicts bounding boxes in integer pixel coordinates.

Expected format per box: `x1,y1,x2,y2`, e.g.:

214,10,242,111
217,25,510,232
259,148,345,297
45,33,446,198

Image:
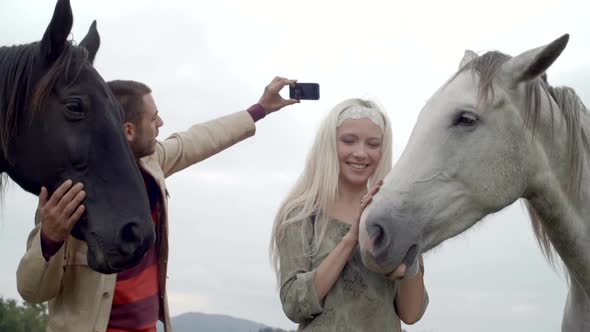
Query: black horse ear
79,21,100,65
40,0,73,62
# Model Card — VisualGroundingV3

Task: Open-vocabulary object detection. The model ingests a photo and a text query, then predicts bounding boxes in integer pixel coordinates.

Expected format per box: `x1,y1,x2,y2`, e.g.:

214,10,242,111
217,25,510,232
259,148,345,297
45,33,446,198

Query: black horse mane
0,41,88,158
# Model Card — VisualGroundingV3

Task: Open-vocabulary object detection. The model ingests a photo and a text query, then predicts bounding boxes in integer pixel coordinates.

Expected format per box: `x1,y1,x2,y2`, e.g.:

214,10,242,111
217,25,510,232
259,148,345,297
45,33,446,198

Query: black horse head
0,0,154,274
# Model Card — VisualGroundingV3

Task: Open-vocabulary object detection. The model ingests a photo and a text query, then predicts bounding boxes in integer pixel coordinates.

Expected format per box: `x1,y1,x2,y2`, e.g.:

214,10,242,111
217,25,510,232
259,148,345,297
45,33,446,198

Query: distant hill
157,312,294,332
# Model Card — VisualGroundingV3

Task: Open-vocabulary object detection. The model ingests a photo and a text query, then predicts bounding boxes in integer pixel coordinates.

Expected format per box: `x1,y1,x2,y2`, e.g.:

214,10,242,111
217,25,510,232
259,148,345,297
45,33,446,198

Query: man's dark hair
107,80,152,125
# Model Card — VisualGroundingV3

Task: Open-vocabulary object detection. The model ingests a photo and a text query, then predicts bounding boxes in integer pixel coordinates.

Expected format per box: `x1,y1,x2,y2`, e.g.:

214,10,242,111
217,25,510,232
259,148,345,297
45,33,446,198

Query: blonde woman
270,99,428,331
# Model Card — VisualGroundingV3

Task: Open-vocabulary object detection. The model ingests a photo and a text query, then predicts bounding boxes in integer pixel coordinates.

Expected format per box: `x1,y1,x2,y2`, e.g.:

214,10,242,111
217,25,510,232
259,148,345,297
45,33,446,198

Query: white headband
337,105,385,131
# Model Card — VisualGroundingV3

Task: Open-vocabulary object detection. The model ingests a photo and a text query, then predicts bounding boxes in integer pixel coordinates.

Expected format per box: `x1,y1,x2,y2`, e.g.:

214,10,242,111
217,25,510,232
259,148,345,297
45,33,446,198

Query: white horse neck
525,92,590,331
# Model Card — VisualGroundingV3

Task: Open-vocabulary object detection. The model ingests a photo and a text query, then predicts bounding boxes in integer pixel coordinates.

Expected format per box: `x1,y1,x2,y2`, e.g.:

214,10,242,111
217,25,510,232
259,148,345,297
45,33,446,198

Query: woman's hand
343,180,383,244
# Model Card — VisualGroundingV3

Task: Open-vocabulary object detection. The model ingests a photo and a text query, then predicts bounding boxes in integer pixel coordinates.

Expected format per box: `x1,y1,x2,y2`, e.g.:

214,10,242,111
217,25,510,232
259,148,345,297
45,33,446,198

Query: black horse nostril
118,222,142,256
122,222,139,241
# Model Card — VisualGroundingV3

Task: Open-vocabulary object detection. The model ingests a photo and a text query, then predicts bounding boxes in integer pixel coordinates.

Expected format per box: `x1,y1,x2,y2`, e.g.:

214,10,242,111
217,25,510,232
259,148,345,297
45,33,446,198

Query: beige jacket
16,111,256,332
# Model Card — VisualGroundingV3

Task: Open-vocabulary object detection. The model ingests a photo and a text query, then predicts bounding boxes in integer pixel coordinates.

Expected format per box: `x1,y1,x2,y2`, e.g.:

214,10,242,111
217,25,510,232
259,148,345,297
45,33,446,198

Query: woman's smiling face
336,117,384,188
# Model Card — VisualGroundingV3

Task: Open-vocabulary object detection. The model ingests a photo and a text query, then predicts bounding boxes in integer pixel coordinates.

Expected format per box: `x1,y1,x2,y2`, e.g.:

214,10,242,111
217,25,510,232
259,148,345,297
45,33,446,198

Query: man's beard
132,136,155,159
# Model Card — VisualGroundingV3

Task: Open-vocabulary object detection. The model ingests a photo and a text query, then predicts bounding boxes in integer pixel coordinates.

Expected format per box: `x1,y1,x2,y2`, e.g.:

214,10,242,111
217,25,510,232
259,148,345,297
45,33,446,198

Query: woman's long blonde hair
269,98,393,284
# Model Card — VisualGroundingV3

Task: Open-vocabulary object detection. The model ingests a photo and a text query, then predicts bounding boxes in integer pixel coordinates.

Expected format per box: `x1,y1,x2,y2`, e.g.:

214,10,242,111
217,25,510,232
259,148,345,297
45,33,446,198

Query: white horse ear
501,34,569,87
459,50,478,69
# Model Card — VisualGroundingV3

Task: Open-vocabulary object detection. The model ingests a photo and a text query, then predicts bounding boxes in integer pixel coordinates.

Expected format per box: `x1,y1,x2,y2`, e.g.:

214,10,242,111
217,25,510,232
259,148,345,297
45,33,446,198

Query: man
17,77,299,332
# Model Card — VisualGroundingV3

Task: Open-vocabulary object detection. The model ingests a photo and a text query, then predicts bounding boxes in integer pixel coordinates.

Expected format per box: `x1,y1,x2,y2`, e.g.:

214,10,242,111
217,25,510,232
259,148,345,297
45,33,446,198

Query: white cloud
167,291,209,316
510,303,538,319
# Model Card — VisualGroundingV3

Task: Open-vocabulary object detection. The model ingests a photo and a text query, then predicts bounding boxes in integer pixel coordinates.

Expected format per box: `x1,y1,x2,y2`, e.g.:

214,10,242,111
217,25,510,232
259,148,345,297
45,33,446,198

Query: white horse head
359,34,590,331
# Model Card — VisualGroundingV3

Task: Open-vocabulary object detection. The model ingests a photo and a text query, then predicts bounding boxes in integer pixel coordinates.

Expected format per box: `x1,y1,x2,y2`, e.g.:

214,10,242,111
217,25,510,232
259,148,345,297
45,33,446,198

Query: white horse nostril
369,223,385,248
368,221,395,266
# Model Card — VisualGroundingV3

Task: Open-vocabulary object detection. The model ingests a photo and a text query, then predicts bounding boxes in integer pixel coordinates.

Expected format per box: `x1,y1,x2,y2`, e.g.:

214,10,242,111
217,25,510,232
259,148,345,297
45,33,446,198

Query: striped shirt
107,171,161,332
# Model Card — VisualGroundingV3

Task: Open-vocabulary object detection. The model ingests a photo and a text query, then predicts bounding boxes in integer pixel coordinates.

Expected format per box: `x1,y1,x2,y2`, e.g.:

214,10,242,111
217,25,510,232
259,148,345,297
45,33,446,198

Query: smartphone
289,83,320,100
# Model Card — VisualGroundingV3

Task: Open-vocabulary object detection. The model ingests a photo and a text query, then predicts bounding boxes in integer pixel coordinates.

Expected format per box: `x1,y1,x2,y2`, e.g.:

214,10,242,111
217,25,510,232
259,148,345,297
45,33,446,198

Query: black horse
0,0,154,274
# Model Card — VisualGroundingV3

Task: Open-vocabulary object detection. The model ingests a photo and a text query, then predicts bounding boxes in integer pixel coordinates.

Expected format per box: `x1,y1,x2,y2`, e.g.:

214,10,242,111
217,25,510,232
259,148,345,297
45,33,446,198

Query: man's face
128,93,163,159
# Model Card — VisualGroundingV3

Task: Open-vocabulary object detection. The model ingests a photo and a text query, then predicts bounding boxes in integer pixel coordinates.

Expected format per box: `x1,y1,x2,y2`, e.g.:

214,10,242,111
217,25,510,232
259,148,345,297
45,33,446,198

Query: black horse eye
63,98,86,120
65,99,83,112
454,111,478,126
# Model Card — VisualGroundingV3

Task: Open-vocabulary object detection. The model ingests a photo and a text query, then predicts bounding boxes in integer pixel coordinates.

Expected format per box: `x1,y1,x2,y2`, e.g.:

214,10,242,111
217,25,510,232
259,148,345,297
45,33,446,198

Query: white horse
358,34,590,331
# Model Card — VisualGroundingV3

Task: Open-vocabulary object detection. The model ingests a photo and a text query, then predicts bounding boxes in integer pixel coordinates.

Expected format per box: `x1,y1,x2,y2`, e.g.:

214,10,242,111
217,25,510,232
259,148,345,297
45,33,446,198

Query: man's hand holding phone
258,76,300,115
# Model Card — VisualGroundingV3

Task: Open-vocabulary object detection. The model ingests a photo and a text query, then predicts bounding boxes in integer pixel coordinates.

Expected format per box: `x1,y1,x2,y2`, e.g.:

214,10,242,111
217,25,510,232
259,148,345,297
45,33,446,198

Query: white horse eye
455,111,478,126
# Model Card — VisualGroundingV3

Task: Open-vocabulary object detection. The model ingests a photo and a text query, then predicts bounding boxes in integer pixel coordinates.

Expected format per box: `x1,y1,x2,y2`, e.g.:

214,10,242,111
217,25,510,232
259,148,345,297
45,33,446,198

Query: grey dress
278,217,428,332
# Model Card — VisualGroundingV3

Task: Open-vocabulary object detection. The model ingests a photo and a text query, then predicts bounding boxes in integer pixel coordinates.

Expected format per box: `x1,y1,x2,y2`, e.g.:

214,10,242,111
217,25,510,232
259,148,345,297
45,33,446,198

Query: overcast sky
1,0,589,331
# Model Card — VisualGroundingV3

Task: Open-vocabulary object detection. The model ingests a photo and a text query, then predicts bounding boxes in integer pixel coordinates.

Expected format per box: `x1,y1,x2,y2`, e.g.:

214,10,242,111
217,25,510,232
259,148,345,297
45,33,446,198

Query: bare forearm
313,237,356,301
395,272,426,324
